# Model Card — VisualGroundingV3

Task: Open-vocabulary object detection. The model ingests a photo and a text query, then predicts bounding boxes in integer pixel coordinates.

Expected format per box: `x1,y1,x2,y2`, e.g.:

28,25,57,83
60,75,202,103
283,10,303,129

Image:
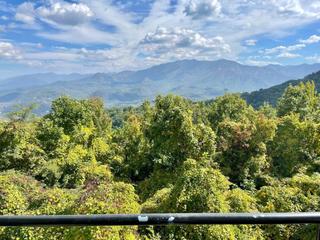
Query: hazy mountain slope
1,59,320,115
110,59,320,92
0,73,89,90
242,71,320,108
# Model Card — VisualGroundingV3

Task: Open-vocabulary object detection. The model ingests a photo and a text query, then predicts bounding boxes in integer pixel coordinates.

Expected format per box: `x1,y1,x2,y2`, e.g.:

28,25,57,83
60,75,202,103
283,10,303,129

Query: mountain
0,59,320,115
242,71,320,108
0,73,89,90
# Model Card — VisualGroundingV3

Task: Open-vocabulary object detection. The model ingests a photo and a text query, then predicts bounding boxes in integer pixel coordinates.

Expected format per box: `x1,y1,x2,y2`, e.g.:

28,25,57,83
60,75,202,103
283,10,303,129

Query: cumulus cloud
139,27,230,61
184,0,221,19
5,0,320,72
0,42,22,60
14,1,94,28
15,2,35,25
270,0,320,17
149,28,226,50
271,0,304,15
37,2,94,26
300,34,320,44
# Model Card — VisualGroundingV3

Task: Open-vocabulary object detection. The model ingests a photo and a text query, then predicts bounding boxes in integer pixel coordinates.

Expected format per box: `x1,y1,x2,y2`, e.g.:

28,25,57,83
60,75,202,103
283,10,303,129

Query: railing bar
1,213,320,226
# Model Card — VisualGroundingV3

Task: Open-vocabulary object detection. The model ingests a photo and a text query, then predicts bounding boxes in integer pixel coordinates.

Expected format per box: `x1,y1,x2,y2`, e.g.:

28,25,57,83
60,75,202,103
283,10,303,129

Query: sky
0,0,319,78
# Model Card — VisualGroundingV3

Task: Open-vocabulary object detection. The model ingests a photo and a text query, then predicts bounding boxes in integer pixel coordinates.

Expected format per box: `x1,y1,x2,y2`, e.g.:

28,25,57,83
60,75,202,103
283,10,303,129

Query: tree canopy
1,82,320,239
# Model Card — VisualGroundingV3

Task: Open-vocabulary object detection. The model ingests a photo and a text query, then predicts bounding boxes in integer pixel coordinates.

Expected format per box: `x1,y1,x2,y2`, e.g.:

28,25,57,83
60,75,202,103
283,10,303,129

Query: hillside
242,71,320,108
0,73,88,90
1,59,320,115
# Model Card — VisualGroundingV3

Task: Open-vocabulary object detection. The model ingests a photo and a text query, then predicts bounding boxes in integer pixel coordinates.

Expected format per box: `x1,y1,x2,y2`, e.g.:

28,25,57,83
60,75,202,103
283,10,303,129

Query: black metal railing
1,213,320,239
1,212,320,226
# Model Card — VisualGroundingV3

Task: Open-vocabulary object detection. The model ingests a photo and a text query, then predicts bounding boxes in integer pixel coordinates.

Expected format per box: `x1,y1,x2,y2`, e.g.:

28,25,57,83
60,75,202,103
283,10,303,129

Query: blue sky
0,0,320,78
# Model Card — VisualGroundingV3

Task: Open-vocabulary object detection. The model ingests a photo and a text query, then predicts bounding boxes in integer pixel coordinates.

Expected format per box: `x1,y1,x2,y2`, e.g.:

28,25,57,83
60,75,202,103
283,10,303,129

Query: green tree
112,114,150,181
256,176,319,240
7,103,38,122
216,114,276,187
0,171,77,240
147,95,216,171
66,180,140,240
144,159,236,240
47,96,111,136
271,114,320,177
36,118,70,158
0,120,45,175
227,188,264,240
277,81,319,120
208,94,252,127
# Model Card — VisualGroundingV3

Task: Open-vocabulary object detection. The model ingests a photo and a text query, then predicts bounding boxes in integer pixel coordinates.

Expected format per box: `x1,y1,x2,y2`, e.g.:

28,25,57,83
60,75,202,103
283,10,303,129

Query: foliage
216,114,276,187
146,95,216,172
277,81,319,119
65,180,140,240
242,71,320,108
271,114,320,177
1,86,320,239
208,94,251,127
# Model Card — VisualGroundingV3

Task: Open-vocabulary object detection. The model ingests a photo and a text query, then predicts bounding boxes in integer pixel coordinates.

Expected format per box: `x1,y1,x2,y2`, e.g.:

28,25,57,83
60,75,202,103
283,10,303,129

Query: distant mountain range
242,71,320,108
1,59,320,115
0,73,90,90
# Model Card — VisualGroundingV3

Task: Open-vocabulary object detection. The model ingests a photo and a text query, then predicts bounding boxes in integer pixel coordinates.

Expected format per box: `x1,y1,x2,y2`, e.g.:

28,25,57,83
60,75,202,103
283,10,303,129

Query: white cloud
256,33,320,61
244,59,281,66
245,39,257,46
1,15,8,21
37,2,94,26
15,2,35,25
20,42,43,49
263,43,305,55
36,0,139,46
4,0,320,73
306,54,320,63
0,42,22,60
271,0,304,15
286,43,306,51
88,0,141,44
139,27,230,61
38,25,120,45
259,41,306,60
300,34,320,44
184,0,221,19
277,52,300,58
209,0,320,42
10,44,136,74
270,0,320,17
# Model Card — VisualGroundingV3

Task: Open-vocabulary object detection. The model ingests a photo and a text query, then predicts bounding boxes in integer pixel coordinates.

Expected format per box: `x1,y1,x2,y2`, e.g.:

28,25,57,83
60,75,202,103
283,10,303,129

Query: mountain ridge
0,73,90,90
1,59,320,115
242,70,320,108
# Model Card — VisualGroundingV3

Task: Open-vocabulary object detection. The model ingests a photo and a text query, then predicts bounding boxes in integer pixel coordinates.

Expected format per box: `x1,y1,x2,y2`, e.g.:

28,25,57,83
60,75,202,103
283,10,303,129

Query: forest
1,81,320,239
242,71,320,108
